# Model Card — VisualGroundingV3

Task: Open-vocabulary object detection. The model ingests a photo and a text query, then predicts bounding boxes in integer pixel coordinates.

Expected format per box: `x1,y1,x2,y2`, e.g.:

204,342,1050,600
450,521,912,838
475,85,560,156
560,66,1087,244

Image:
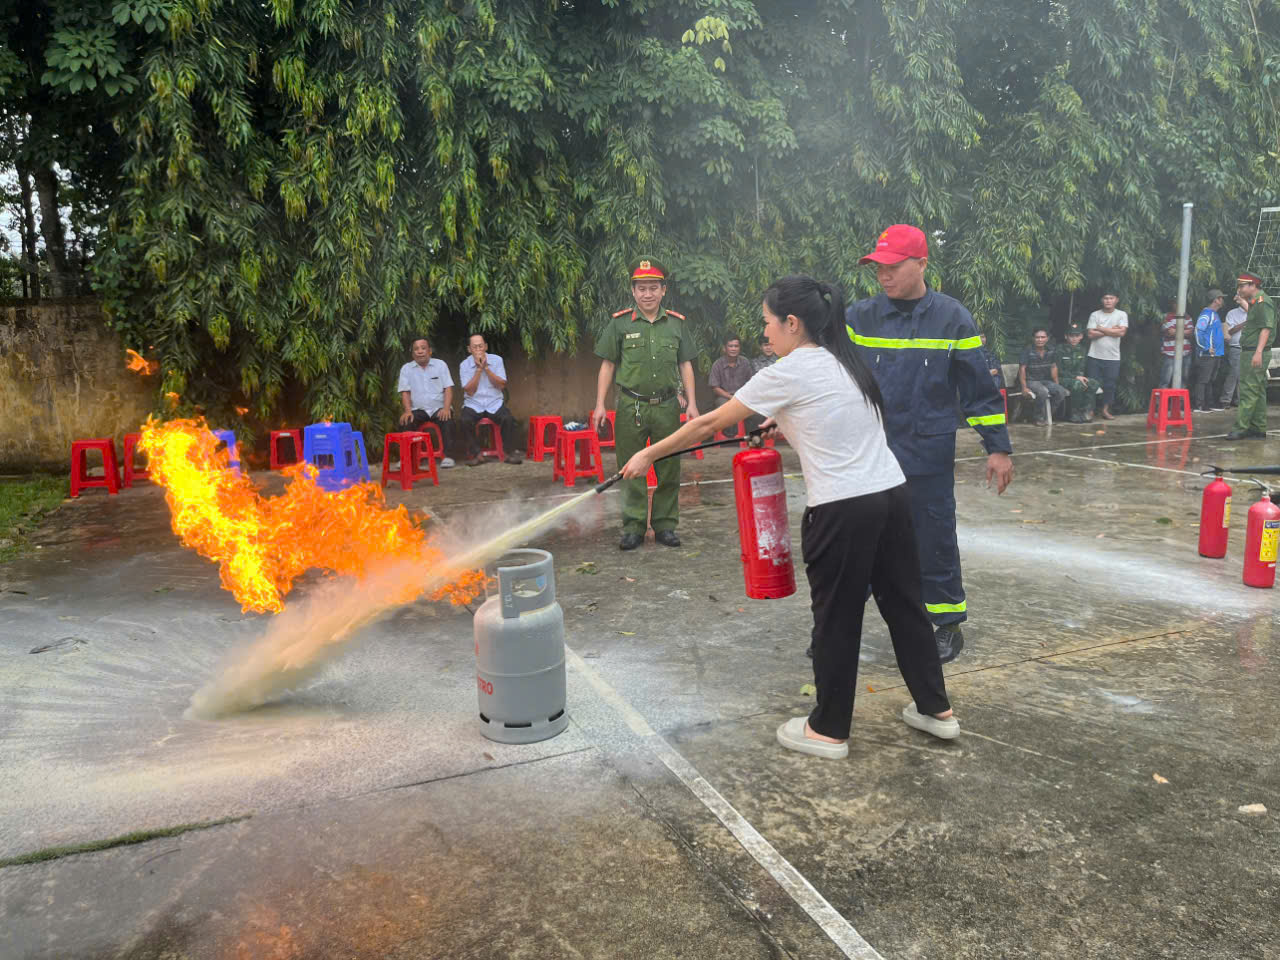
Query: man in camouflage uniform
1226,271,1277,440
591,259,699,550
1056,323,1099,423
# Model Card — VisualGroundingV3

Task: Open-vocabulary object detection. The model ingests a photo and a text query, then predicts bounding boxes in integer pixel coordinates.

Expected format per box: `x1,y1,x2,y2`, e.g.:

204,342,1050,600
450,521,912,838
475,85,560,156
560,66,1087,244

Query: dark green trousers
615,396,682,534
1067,377,1100,419
1234,359,1269,434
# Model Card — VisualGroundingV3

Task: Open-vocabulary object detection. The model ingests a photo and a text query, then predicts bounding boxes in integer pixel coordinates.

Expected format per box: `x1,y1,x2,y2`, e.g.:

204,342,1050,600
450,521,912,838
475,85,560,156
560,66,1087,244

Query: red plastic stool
678,414,704,459
527,416,562,462
381,432,438,490
716,420,747,445
475,417,504,460
598,410,617,450
415,422,445,461
121,433,150,488
1147,388,1193,432
269,429,303,470
70,439,121,498
553,429,605,486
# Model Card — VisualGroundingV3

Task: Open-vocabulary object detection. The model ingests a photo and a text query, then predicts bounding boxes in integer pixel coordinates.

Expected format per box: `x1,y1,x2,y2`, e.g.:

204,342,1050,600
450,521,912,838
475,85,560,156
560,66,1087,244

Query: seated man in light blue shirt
397,336,458,467
1191,289,1226,412
458,334,524,466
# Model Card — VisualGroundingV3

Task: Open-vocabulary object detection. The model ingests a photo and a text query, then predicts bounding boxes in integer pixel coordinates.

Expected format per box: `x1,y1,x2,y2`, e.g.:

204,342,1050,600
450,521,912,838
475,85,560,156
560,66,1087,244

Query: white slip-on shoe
776,716,848,759
440,456,456,468
902,703,961,740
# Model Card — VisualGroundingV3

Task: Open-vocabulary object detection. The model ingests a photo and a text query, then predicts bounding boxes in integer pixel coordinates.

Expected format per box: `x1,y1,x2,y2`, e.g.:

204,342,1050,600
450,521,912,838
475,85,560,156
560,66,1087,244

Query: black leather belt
618,385,675,404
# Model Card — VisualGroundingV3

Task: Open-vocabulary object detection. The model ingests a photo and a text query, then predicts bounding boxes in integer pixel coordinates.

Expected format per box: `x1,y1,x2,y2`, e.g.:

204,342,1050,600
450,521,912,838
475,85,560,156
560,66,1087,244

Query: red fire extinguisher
1198,467,1232,558
732,447,796,599
1243,481,1280,589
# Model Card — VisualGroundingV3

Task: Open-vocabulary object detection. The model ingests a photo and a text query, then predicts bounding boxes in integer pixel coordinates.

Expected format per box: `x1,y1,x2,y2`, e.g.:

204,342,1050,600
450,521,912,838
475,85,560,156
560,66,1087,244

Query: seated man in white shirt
458,334,524,466
397,336,458,467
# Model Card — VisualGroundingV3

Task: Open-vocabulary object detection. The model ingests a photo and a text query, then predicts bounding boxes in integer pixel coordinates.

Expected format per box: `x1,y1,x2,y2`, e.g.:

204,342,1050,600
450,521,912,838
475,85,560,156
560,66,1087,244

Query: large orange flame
138,418,484,613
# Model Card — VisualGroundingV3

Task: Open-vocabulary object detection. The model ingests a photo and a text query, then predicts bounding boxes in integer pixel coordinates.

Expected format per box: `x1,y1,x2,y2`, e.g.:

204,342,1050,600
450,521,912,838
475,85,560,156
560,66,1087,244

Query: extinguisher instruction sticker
1223,498,1231,528
1262,520,1280,563
750,472,785,498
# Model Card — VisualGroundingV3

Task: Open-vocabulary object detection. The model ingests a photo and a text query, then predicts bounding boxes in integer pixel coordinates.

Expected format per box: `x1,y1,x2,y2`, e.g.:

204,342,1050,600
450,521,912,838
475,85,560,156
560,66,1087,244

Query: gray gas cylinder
474,549,569,743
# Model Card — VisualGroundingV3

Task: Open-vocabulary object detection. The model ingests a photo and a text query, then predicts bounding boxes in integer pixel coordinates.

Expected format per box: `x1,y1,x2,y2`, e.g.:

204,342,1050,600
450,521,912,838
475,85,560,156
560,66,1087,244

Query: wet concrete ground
1,411,1278,960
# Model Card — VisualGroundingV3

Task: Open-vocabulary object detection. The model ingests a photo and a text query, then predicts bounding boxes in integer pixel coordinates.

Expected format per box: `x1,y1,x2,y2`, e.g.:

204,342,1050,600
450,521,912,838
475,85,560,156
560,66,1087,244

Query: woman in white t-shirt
622,275,958,759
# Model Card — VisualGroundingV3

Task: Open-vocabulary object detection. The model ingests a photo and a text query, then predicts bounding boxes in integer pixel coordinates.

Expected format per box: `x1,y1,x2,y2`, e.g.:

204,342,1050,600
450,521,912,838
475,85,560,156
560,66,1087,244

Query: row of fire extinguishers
1199,466,1280,588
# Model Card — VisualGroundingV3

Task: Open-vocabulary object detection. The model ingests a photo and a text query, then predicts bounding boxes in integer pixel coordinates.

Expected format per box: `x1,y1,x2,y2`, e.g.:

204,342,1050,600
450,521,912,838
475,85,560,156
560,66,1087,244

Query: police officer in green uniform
1056,323,1099,422
591,259,700,550
1226,271,1277,440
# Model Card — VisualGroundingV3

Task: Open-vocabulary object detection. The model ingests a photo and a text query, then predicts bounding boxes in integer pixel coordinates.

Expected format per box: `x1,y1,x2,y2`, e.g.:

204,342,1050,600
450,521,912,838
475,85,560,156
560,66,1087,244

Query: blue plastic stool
351,431,371,483
303,422,363,491
212,429,242,476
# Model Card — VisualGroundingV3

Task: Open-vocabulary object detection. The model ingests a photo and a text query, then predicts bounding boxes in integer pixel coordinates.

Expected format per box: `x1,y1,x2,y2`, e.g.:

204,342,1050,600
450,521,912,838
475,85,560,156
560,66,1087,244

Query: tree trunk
16,163,38,299
32,164,75,298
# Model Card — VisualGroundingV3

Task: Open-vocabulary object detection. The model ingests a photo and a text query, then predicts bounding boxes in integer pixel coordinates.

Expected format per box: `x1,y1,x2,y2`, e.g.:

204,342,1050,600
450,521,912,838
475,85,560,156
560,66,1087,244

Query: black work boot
619,532,643,551
654,530,681,547
935,625,965,664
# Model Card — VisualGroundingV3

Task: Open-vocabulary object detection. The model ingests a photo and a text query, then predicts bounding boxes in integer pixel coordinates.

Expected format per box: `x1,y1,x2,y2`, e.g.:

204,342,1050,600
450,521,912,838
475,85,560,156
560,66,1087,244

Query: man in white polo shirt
397,336,457,467
1085,290,1129,420
458,334,524,466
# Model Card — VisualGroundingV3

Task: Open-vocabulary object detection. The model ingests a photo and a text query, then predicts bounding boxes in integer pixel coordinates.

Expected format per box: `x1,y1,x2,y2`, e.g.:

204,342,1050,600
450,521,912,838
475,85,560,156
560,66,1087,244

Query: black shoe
465,455,486,467
504,451,524,464
655,530,681,547
619,532,643,551
935,626,965,664
1225,430,1254,440
804,642,814,659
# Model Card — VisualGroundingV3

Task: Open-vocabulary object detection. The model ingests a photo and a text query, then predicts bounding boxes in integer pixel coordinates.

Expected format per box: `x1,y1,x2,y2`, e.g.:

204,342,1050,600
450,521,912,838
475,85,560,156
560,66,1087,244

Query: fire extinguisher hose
592,428,770,494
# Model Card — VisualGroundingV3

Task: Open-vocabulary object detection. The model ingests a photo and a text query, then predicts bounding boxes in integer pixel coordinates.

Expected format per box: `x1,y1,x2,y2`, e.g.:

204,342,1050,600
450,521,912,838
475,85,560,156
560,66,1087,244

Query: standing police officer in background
847,225,1014,663
1226,271,1277,440
591,259,699,550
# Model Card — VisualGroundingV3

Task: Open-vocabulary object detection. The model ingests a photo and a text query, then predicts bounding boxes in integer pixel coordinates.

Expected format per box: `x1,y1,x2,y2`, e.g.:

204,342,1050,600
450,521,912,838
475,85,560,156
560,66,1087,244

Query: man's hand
621,447,654,479
685,404,699,420
1252,351,1265,369
590,403,607,431
986,452,1014,495
437,406,453,421
1076,375,1089,385
399,410,413,425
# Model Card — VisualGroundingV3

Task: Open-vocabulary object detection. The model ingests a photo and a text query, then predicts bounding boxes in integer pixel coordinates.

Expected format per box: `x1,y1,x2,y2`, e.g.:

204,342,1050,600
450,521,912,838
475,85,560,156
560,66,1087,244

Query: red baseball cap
859,224,929,265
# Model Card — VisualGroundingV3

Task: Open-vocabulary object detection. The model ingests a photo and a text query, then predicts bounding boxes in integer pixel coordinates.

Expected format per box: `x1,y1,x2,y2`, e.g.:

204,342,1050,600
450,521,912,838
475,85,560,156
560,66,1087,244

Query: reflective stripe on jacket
846,289,1012,476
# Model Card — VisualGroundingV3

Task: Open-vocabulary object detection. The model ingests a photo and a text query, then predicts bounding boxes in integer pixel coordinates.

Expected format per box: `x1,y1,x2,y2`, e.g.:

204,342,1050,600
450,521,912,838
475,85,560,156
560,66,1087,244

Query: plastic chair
1146,389,1193,432
381,432,438,490
351,431,371,482
553,429,605,486
475,417,504,461
415,422,445,461
69,439,120,498
303,422,362,491
527,416,561,462
212,429,242,475
122,432,150,488
269,429,303,470
598,410,617,450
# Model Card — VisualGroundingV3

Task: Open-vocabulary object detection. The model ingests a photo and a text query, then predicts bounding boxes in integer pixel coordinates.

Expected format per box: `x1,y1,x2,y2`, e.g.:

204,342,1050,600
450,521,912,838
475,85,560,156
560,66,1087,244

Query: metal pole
1172,202,1193,391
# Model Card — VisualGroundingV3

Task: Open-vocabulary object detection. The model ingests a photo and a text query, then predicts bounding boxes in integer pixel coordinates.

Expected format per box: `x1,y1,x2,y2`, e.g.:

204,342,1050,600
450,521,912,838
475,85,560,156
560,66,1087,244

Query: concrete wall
0,299,154,472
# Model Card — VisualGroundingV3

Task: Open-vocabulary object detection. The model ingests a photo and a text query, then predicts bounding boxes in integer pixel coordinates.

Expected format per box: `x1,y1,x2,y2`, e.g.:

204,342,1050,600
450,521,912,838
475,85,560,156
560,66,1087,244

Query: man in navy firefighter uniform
846,224,1015,663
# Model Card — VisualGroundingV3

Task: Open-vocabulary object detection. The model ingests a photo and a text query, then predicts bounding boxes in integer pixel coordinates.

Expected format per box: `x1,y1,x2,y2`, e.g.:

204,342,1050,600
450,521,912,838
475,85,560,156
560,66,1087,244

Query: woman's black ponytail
762,275,885,419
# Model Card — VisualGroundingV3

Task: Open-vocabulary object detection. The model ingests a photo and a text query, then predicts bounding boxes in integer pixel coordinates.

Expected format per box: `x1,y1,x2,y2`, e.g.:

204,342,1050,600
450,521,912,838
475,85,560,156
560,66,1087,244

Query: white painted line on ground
1036,449,1220,479
564,646,885,960
955,432,1230,463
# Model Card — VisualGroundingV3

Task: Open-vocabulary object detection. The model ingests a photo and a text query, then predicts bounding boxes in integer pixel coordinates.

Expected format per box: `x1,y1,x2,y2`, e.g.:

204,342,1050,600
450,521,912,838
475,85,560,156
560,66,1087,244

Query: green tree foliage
96,0,1280,422
0,0,160,295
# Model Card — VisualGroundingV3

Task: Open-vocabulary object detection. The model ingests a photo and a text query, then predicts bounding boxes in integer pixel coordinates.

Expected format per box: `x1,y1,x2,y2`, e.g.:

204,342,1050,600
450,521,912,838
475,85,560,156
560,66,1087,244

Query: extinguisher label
1262,520,1280,563
749,471,791,562
1223,497,1231,528
750,472,785,498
